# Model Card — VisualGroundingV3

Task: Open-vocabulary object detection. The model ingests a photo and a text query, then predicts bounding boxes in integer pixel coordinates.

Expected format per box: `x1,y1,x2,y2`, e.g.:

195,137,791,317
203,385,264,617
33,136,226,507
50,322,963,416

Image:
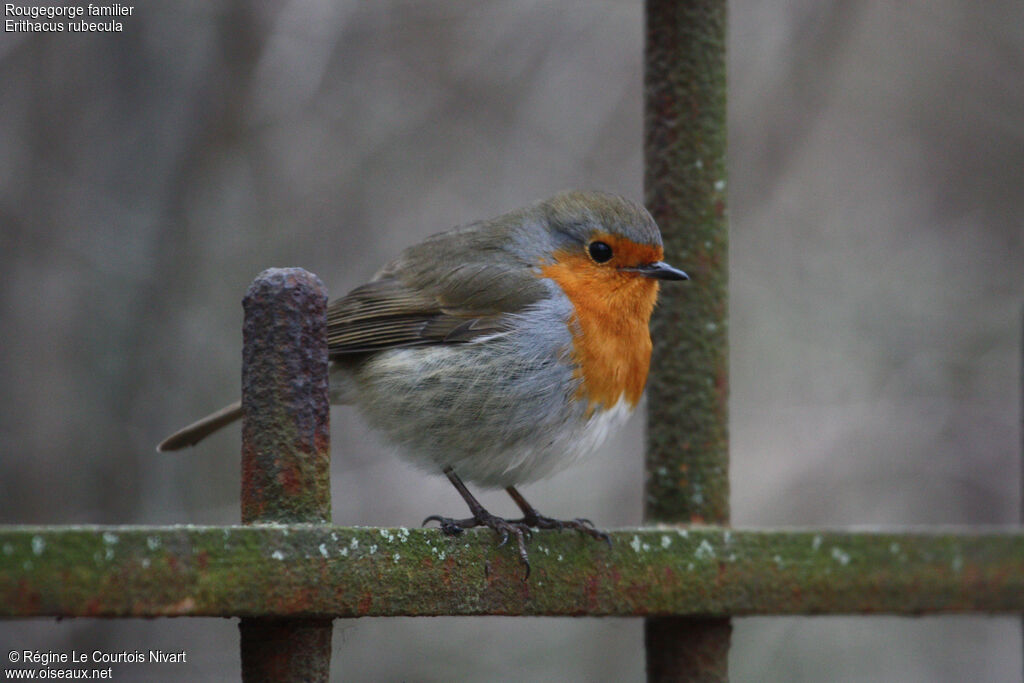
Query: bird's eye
587,241,613,263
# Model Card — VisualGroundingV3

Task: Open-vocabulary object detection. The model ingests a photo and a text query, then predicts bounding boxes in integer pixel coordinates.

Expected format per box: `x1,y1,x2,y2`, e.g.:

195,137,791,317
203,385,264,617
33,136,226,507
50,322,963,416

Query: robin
159,190,688,576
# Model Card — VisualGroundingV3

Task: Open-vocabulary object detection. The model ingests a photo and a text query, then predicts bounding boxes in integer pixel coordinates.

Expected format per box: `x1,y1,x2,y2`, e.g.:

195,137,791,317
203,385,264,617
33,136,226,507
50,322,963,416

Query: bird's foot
514,513,613,547
423,511,534,578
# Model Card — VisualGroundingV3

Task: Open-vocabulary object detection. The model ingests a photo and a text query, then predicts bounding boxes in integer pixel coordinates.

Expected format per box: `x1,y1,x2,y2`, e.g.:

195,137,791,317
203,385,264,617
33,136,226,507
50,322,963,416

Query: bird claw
422,515,467,536
424,504,610,579
514,513,613,547
423,509,532,579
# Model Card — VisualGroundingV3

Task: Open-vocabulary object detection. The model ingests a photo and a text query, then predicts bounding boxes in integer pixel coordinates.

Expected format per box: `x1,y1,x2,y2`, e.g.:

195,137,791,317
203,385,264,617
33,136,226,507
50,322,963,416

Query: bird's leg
505,485,612,547
423,467,533,577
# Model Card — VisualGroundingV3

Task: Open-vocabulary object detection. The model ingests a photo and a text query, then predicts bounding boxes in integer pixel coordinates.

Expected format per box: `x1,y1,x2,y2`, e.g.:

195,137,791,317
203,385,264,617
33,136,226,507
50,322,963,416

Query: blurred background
2,0,1022,680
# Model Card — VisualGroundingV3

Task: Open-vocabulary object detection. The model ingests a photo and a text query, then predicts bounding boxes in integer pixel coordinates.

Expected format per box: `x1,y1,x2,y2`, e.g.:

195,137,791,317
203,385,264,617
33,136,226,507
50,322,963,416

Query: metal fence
2,2,1023,681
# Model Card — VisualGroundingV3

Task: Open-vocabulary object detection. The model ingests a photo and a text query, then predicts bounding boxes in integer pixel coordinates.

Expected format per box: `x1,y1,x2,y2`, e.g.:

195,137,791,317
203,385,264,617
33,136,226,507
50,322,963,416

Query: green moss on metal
2,526,1022,618
644,0,729,526
644,1,730,677
240,268,331,525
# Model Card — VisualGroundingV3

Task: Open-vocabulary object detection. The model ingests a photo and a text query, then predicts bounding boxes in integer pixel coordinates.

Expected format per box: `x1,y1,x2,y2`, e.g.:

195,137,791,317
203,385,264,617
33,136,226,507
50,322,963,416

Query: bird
158,190,688,577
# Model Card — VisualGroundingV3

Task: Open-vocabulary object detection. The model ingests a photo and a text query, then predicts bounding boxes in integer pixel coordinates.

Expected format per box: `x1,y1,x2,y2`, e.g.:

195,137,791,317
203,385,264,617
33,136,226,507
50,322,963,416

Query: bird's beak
624,261,689,281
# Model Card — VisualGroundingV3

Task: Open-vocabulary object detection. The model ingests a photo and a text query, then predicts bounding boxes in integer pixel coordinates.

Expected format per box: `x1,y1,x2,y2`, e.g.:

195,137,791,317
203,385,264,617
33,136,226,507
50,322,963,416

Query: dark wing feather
327,219,551,356
327,263,547,355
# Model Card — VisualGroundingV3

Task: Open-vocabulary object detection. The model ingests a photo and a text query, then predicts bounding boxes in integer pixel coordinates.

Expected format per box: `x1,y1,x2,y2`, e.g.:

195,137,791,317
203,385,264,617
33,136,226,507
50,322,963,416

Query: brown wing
327,248,550,355
326,278,506,353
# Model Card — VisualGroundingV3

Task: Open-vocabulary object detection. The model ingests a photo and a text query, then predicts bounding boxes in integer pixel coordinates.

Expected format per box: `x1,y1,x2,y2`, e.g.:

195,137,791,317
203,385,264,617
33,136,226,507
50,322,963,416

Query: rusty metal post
239,268,332,682
644,0,730,681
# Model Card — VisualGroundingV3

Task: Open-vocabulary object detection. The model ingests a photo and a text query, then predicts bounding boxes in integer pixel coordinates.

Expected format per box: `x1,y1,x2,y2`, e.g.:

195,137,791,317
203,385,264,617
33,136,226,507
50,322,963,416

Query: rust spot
84,598,102,617
357,592,373,615
961,565,982,589
715,561,727,587
585,575,599,611
716,363,729,391
16,580,41,613
441,554,457,587
166,597,196,615
276,460,302,496
196,551,209,570
281,586,319,614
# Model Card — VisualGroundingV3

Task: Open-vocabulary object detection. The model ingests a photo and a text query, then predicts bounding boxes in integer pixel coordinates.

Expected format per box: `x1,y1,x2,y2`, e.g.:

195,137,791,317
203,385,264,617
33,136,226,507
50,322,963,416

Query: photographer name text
12,650,186,666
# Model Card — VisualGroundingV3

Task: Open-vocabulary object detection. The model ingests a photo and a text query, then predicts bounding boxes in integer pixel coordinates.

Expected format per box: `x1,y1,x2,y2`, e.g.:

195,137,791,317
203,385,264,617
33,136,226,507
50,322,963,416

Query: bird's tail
157,401,243,452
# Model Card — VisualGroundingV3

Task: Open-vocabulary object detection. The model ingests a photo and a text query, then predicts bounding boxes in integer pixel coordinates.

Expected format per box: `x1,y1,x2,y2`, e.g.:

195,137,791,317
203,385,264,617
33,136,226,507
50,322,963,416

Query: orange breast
540,245,661,411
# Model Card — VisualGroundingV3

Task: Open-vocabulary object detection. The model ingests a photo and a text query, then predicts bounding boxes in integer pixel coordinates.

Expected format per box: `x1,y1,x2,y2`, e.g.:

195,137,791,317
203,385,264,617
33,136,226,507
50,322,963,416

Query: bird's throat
539,252,658,411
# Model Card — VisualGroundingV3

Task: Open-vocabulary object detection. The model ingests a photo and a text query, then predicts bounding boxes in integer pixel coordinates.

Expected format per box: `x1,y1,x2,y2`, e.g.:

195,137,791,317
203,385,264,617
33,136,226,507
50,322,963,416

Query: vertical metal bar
239,268,332,682
644,0,730,680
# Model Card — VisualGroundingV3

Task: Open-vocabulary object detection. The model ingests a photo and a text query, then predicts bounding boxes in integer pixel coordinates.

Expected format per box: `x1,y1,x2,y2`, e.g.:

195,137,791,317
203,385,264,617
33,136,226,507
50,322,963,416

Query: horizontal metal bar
2,526,1021,618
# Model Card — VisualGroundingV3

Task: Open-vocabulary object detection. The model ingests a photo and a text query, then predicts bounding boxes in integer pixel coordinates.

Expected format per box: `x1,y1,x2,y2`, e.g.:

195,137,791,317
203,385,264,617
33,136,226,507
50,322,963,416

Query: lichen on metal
644,0,730,678
644,0,729,528
3,526,1022,618
239,268,332,682
241,268,331,525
